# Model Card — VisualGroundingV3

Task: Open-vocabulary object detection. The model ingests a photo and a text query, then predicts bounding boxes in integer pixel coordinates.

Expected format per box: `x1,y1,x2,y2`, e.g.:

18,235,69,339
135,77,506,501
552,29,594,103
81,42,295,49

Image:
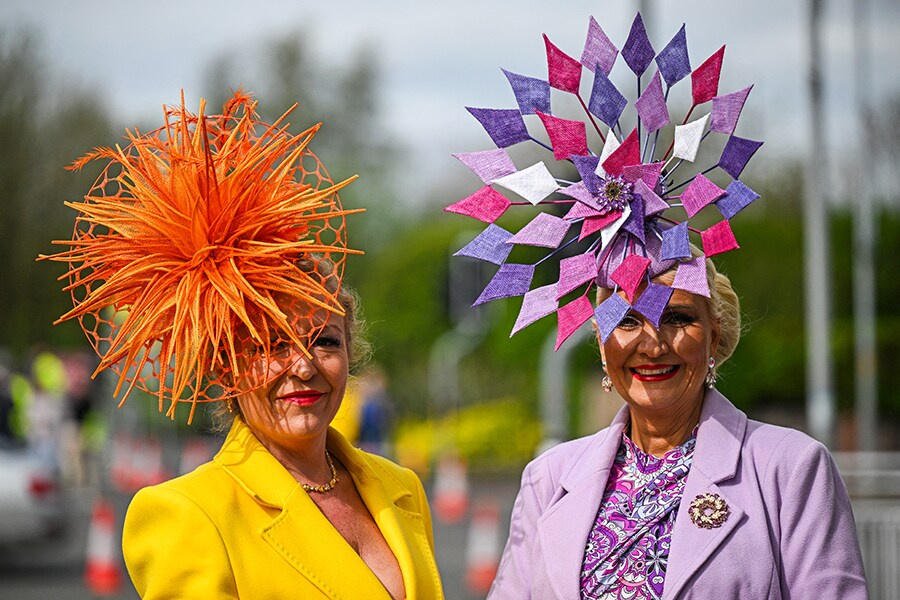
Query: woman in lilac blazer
488,257,868,599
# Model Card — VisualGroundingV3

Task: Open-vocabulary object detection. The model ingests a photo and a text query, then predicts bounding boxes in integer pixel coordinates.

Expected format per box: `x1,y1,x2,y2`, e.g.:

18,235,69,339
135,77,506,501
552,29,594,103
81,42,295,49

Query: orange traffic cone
465,500,502,595
433,453,469,524
84,497,123,595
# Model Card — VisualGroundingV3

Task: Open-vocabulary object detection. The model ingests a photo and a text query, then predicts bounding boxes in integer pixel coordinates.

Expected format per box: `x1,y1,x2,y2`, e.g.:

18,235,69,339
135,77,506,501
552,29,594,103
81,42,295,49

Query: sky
3,0,899,193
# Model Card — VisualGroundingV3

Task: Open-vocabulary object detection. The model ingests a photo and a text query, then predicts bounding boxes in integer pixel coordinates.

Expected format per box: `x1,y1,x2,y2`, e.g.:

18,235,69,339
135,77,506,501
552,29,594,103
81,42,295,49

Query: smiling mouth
630,365,680,381
278,391,324,406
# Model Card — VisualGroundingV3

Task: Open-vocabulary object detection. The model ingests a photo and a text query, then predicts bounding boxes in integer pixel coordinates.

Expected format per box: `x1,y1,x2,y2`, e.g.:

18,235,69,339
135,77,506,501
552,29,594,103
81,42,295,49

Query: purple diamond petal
453,224,514,265
453,149,517,183
474,263,535,306
635,71,671,132
656,24,691,87
507,213,571,248
710,85,753,134
572,155,602,194
718,135,764,179
466,107,530,148
672,255,710,297
633,283,675,329
588,70,628,127
622,193,646,243
557,252,599,298
581,16,618,75
661,221,691,260
595,294,632,344
716,179,760,219
622,12,655,76
511,284,559,336
502,69,552,116
634,179,670,215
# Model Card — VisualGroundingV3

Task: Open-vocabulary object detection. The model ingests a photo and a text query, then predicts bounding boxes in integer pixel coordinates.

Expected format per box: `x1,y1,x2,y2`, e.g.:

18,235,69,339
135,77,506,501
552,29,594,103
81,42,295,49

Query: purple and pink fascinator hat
445,13,762,349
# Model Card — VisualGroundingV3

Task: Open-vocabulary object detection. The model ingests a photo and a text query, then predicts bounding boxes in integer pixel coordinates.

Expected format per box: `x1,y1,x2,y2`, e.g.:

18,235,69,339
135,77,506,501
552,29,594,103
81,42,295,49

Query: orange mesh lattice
41,91,361,422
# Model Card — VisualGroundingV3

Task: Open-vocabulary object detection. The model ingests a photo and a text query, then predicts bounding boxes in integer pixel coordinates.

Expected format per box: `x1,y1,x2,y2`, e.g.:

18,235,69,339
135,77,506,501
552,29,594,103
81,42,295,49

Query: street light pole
804,0,836,448
852,0,878,451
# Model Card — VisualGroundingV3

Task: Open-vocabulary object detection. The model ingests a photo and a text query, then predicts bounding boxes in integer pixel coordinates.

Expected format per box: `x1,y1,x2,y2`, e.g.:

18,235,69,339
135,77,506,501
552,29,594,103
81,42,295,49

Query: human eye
313,334,343,349
616,313,642,330
661,310,698,327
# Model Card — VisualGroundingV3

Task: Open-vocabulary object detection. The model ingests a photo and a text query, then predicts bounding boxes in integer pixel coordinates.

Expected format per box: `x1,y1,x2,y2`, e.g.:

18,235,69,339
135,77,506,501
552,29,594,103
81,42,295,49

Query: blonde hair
596,246,742,370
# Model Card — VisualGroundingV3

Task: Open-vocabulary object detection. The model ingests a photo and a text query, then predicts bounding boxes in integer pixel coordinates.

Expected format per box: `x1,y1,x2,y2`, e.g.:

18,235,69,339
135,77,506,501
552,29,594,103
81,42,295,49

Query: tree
0,29,117,355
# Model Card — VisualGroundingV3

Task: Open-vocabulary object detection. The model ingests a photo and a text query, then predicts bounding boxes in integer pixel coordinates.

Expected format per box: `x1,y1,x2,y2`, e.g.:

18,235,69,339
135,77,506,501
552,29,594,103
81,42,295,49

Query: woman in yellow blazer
44,92,443,599
124,417,442,599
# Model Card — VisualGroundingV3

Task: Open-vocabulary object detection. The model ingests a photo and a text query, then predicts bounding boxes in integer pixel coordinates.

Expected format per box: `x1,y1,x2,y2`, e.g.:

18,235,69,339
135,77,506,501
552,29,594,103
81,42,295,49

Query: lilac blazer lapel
537,407,629,599
663,390,748,599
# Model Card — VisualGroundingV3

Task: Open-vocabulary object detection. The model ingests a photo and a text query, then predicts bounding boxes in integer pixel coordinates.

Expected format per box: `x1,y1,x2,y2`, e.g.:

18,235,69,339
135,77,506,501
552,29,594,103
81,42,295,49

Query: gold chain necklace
301,449,339,493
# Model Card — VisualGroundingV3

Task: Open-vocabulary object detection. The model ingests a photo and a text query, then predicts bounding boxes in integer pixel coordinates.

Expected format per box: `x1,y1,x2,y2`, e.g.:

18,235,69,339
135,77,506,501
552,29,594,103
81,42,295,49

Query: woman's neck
627,397,704,457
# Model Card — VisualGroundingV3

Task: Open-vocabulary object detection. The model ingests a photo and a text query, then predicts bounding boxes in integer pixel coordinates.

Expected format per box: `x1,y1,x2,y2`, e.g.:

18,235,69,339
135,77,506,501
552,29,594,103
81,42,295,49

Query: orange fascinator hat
41,91,361,422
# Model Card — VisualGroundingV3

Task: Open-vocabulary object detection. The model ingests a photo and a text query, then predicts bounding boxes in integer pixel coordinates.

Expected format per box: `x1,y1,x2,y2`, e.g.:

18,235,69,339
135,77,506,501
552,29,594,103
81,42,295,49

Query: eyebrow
664,304,699,311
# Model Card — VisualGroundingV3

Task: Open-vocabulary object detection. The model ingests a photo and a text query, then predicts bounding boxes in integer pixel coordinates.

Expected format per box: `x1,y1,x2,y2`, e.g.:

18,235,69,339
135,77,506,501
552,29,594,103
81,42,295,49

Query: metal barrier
834,452,900,600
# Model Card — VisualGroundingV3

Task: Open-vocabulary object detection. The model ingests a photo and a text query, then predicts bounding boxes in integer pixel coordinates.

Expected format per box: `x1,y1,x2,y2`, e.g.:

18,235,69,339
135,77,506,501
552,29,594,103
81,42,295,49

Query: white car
0,441,64,544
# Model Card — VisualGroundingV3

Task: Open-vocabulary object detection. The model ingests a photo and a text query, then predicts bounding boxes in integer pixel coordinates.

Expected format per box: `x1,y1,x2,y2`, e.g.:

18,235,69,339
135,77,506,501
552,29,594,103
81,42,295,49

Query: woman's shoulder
738,418,840,485
130,459,231,511
522,425,620,488
743,418,829,458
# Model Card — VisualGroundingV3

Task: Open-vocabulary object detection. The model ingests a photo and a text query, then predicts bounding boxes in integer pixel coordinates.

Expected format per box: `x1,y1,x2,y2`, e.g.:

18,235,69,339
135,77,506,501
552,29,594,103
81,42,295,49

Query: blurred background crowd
0,0,898,598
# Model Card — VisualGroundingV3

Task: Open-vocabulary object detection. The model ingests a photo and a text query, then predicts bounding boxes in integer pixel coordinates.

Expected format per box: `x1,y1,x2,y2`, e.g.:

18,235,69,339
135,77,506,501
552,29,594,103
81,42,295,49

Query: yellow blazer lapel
216,420,392,599
262,486,391,600
328,429,436,600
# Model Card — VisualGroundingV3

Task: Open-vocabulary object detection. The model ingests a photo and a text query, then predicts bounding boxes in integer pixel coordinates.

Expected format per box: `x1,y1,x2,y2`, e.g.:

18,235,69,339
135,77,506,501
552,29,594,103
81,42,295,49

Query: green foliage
395,397,542,473
0,29,118,355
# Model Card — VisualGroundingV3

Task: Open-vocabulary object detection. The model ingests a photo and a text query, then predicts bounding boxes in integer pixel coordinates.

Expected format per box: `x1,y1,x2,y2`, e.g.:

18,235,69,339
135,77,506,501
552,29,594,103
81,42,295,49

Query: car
0,440,65,545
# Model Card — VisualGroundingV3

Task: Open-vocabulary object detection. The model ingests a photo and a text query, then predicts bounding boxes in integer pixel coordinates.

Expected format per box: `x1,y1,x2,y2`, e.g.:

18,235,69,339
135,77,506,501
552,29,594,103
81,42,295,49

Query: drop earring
705,357,717,389
601,361,612,393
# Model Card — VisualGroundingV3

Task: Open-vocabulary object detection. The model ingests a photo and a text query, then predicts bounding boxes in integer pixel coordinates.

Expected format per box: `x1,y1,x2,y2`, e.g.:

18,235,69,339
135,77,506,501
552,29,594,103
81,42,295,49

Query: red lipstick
278,391,324,406
630,364,680,382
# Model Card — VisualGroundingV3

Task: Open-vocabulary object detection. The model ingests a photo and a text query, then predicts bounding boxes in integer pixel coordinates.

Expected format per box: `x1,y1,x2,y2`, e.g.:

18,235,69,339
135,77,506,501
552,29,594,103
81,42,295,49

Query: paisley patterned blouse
580,429,696,599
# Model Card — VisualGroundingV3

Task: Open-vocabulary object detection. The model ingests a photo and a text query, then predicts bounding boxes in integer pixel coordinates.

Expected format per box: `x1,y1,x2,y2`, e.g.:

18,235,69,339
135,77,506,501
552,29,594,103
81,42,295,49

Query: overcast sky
3,0,898,189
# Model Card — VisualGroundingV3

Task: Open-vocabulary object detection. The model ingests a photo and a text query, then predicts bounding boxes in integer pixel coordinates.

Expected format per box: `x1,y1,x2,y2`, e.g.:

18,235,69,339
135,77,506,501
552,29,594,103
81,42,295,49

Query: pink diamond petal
691,45,725,106
544,34,582,94
555,296,594,350
681,174,726,218
701,220,740,257
622,161,664,189
557,253,599,298
445,186,511,223
601,128,640,176
579,211,623,241
565,198,604,220
610,254,652,303
536,111,589,160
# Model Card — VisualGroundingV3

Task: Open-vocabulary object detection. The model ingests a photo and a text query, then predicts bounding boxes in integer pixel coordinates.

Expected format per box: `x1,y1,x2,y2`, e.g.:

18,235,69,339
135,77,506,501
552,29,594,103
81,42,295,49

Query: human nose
288,353,318,380
636,322,669,357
